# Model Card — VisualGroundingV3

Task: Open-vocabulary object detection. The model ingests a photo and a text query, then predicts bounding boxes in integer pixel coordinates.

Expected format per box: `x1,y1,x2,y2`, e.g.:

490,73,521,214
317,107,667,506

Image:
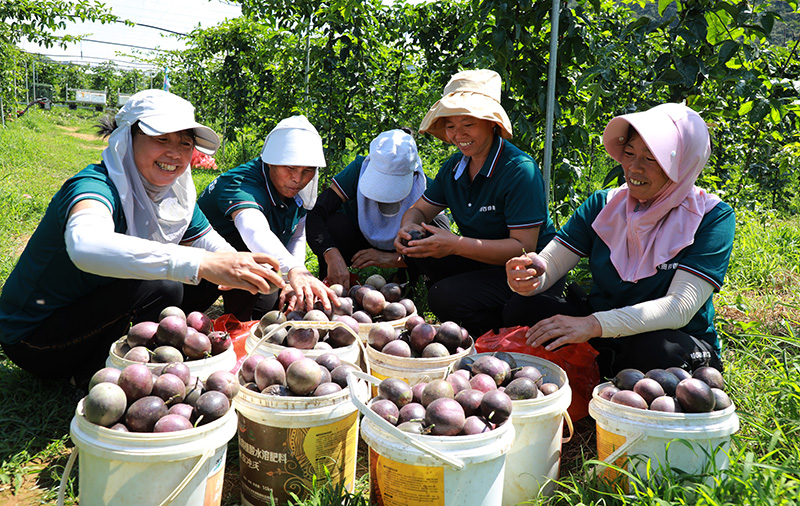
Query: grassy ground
1,108,799,505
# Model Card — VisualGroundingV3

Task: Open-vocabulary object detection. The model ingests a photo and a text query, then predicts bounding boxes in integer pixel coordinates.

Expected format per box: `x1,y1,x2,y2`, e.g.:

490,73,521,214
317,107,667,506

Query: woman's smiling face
622,131,671,202
132,128,194,187
443,116,495,160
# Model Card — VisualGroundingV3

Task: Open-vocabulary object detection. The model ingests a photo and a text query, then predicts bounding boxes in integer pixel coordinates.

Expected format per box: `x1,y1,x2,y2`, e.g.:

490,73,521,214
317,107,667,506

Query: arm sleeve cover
593,269,715,337
305,187,344,256
286,215,308,268
188,228,237,253
233,207,302,273
65,206,204,285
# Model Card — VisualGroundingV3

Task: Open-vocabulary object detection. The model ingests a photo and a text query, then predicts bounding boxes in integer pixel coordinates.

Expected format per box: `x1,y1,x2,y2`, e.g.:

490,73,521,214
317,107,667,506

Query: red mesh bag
475,326,601,421
212,314,258,373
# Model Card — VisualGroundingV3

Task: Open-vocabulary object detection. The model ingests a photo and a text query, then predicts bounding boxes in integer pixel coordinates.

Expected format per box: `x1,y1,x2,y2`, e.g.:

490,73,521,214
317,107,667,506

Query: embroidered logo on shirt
657,262,679,271
479,205,496,212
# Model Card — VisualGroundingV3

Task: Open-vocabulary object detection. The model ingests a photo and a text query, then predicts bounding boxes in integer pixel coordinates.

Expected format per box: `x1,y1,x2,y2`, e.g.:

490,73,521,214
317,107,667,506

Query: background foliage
5,0,799,221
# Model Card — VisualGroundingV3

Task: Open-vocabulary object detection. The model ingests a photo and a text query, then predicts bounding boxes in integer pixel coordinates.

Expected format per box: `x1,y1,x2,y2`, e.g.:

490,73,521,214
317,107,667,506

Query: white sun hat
116,89,220,155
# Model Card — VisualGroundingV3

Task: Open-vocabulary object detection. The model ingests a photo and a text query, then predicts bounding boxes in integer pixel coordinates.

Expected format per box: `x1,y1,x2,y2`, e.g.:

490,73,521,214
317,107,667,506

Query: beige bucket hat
418,69,513,143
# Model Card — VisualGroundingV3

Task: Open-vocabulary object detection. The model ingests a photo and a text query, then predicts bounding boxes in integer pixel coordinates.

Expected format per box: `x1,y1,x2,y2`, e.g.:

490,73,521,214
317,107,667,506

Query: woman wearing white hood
198,116,338,320
307,128,447,290
0,89,284,383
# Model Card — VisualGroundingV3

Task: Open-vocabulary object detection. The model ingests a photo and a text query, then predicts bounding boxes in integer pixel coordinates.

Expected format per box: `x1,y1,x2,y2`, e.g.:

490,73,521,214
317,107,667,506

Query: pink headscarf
592,103,721,283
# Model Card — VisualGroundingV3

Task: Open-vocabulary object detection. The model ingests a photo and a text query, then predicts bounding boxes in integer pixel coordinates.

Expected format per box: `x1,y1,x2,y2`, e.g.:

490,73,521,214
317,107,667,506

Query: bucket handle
247,320,370,375
56,446,214,506
561,410,574,444
346,371,466,470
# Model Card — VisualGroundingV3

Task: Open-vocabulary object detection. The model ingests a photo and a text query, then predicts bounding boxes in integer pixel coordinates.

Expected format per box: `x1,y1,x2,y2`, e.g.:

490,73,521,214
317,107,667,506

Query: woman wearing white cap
506,103,735,378
0,89,285,383
307,128,448,290
198,116,337,320
395,69,559,338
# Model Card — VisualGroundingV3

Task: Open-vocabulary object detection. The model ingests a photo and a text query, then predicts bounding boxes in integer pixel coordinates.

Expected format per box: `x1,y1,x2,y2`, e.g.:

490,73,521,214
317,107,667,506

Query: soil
54,125,103,143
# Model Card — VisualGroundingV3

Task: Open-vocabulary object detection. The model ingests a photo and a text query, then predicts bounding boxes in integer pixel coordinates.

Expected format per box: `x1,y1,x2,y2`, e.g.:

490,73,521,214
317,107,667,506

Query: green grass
1,108,800,505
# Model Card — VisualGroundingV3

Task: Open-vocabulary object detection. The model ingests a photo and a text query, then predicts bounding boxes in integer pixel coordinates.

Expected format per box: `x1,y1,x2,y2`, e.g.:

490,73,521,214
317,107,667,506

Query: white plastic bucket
106,336,237,381
470,353,573,505
233,362,370,506
247,320,365,370
348,371,515,506
59,400,237,506
589,381,740,489
365,329,473,393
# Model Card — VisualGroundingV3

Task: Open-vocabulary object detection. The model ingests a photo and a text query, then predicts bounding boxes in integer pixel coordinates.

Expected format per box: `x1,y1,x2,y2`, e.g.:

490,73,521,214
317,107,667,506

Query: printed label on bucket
596,425,628,487
203,452,226,506
238,411,359,505
369,447,444,506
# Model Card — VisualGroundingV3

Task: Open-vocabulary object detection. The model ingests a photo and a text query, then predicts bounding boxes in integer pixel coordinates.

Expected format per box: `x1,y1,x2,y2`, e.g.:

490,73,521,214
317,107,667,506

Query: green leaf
658,0,673,17
718,40,739,64
738,101,754,116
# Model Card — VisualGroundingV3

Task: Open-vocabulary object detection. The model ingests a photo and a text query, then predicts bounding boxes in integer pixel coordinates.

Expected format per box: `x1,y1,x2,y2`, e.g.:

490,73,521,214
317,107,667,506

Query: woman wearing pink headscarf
505,103,734,378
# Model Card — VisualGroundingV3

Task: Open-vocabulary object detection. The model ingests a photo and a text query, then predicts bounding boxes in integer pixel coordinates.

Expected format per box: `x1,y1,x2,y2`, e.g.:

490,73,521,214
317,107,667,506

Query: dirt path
55,125,104,149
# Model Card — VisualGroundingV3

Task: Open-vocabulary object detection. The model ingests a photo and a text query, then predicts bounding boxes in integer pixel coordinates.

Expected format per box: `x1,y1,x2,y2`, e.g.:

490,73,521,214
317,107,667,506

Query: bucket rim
109,336,236,372
234,360,370,410
591,381,737,421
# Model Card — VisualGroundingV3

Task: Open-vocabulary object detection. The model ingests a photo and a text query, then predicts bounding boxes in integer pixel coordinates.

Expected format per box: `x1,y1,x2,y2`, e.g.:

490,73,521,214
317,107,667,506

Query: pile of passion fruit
119,306,231,364
367,316,472,358
597,366,732,413
82,363,237,432
238,348,358,397
370,354,561,436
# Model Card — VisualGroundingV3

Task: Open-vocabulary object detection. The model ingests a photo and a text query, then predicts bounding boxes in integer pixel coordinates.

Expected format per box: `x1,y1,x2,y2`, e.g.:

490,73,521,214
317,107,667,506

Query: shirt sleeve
330,156,363,201
422,153,458,208
675,202,735,292
553,191,606,257
502,157,549,230
286,215,308,267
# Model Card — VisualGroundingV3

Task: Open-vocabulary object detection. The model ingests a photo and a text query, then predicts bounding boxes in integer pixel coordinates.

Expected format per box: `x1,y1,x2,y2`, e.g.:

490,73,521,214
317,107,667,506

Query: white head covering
356,130,426,250
261,115,326,210
102,89,220,243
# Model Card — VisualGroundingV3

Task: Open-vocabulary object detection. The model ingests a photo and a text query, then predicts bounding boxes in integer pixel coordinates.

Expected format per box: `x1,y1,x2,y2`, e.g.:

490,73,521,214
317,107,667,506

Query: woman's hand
351,248,404,269
324,248,352,290
398,223,457,258
525,315,602,350
287,267,339,313
506,253,546,296
394,223,428,255
199,251,285,294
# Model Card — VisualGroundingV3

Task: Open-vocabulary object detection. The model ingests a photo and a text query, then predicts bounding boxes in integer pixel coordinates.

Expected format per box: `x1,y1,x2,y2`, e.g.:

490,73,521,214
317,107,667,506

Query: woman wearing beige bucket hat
198,116,339,321
395,69,559,337
0,89,285,385
505,103,735,379
307,128,449,290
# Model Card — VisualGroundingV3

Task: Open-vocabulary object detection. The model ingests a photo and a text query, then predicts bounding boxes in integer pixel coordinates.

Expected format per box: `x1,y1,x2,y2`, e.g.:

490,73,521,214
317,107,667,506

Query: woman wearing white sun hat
0,89,285,383
505,103,734,378
307,128,449,290
198,115,338,320
395,69,560,338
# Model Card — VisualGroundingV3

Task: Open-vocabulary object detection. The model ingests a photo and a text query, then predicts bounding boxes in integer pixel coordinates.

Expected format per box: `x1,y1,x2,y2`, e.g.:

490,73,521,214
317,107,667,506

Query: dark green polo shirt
422,135,555,252
556,189,735,353
197,158,306,246
0,162,212,345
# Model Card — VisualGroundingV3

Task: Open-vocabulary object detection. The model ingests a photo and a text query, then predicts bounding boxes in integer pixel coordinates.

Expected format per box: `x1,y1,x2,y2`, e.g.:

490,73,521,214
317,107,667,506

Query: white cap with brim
260,115,326,168
116,89,220,155
419,69,513,143
359,129,422,204
602,103,707,183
